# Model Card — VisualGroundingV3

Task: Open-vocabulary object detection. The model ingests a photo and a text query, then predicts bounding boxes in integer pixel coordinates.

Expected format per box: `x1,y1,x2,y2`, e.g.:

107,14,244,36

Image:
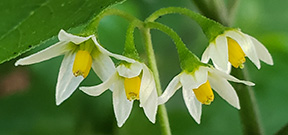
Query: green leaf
0,0,125,64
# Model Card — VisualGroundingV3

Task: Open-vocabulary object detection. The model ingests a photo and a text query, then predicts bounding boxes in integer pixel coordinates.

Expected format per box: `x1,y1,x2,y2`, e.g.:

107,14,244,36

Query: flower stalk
145,7,226,41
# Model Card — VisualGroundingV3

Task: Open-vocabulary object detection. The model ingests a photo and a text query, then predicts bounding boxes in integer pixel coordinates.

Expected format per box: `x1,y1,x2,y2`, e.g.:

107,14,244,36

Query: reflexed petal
180,66,208,91
182,86,202,124
207,68,255,86
226,30,261,69
113,78,133,127
117,62,142,78
141,86,158,123
208,72,240,109
80,72,118,96
56,53,84,105
15,41,69,66
158,74,181,105
139,64,156,104
248,35,273,65
91,37,135,63
58,29,92,44
91,52,116,81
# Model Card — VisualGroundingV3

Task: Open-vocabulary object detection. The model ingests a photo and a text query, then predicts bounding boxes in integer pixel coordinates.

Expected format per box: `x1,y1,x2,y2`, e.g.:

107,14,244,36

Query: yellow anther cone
124,76,141,101
227,38,246,68
72,50,93,78
193,81,214,105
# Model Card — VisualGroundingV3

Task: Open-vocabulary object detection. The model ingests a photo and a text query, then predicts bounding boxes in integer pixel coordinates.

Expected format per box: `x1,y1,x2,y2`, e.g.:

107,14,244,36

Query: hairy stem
141,28,172,135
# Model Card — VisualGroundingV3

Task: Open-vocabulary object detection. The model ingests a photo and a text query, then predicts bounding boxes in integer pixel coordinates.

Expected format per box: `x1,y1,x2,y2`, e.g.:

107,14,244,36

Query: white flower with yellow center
158,65,254,124
80,61,158,127
15,29,134,105
201,29,273,73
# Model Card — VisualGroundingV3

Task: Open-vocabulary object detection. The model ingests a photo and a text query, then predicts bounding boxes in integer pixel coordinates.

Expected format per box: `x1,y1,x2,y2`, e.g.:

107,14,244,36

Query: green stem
81,8,141,36
145,7,226,41
144,22,204,71
231,68,264,135
141,28,171,135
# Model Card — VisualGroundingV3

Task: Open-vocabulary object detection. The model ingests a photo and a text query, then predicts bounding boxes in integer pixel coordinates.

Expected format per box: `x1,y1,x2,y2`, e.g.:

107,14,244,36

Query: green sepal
122,20,143,61
179,49,209,73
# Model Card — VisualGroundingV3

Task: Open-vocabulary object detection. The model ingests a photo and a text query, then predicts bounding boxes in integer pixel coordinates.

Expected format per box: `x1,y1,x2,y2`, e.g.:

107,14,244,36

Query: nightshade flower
15,29,134,105
201,29,273,73
80,61,158,127
158,65,254,124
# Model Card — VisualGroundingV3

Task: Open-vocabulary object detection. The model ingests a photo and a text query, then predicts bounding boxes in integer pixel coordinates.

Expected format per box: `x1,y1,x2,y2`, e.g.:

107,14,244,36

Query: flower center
124,76,141,101
72,50,92,78
193,81,214,105
227,37,246,68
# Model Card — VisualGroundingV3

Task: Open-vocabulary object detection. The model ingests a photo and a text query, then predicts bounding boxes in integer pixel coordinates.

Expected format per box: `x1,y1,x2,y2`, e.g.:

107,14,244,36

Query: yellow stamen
227,37,246,68
193,81,214,105
124,76,141,101
72,50,92,78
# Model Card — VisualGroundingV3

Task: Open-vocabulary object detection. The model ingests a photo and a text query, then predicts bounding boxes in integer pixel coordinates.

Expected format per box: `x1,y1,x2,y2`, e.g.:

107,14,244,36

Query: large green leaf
0,0,125,64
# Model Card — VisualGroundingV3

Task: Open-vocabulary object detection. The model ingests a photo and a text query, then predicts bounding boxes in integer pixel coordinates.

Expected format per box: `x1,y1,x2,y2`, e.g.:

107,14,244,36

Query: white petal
211,34,230,72
207,68,255,86
56,53,84,105
91,36,135,63
141,86,158,123
226,30,261,69
80,72,117,96
248,35,273,65
117,62,142,78
158,74,181,105
201,43,212,63
180,66,208,91
182,86,202,124
139,64,156,104
113,78,133,127
91,51,116,81
208,72,240,109
15,41,68,66
58,29,92,44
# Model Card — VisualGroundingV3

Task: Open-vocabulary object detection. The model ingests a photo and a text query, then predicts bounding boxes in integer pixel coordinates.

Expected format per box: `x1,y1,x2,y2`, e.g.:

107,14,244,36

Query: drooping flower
201,29,273,73
15,29,134,105
158,65,254,124
80,61,158,127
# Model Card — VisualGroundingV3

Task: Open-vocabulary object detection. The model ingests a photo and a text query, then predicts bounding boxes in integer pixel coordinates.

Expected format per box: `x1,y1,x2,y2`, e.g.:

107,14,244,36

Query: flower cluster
15,10,273,127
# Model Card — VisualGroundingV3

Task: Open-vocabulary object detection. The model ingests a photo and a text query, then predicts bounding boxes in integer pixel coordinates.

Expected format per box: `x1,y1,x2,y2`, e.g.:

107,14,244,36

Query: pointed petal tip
248,82,255,86
195,119,201,124
237,105,241,110
14,61,20,66
55,99,62,106
150,118,156,124
117,122,124,127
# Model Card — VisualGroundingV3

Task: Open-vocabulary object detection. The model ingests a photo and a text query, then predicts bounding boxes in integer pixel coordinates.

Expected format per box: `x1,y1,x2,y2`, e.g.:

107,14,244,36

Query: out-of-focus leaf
0,0,125,64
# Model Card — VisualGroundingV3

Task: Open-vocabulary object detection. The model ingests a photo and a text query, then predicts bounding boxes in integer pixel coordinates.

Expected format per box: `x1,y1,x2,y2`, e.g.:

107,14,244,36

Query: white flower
158,66,254,124
201,29,273,73
80,61,158,127
15,29,135,105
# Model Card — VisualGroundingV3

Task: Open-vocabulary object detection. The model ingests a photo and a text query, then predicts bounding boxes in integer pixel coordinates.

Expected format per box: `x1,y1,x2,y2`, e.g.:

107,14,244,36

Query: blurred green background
0,0,287,134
